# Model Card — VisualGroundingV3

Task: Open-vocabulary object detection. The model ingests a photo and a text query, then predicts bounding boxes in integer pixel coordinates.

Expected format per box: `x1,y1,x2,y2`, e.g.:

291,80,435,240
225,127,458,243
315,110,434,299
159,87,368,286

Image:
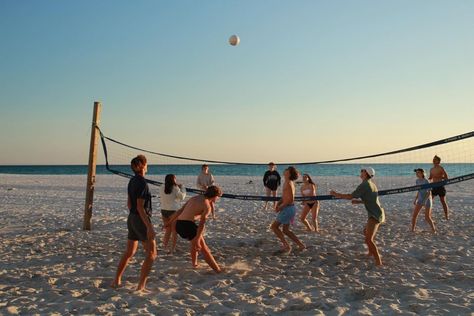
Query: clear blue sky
1,1,473,164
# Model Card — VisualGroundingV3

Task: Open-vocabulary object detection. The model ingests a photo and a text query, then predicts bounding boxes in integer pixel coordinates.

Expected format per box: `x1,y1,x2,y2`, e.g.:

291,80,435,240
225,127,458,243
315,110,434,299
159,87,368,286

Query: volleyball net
98,129,474,201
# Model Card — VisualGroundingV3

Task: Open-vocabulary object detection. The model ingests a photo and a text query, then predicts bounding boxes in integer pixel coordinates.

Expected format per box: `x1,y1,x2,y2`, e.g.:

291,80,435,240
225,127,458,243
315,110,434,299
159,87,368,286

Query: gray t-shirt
196,172,215,190
351,179,385,223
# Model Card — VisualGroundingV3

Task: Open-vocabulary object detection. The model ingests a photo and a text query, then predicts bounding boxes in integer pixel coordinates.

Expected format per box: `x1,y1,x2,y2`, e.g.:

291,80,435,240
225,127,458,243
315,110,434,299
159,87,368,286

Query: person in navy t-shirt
111,155,157,292
263,162,281,210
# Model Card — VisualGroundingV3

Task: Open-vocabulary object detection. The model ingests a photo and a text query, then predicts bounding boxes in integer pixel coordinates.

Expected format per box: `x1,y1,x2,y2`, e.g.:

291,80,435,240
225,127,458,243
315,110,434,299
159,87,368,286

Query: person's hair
287,166,299,181
202,164,209,170
268,162,275,166
204,185,222,198
131,155,147,174
433,155,441,162
303,174,314,185
164,174,177,194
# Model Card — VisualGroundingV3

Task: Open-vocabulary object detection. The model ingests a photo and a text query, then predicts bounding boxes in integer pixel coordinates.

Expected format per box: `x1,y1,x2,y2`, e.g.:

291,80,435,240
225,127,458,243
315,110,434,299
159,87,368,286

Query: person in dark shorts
175,220,198,240
111,155,157,292
429,155,450,220
168,186,223,272
263,162,281,210
159,174,186,254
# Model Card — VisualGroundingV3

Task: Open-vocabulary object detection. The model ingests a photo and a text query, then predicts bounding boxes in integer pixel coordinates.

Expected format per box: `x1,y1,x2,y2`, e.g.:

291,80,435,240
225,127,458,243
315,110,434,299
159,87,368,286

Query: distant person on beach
411,168,436,233
197,164,216,219
429,155,450,220
271,166,306,254
300,174,320,232
167,186,222,273
159,174,186,254
112,155,157,291
263,162,281,210
330,167,385,266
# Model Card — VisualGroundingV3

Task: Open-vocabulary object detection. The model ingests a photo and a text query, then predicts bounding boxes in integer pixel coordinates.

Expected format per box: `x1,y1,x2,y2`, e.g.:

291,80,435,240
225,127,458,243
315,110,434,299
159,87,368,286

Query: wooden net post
83,101,102,230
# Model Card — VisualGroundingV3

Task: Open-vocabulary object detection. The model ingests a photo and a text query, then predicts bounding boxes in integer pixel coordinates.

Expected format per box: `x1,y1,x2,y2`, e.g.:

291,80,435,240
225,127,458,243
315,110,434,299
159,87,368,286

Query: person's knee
270,222,279,230
124,250,136,259
147,249,157,261
124,245,137,258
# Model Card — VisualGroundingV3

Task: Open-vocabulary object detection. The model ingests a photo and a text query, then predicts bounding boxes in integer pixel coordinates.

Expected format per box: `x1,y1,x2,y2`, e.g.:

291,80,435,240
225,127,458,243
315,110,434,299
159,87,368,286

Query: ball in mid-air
229,35,240,46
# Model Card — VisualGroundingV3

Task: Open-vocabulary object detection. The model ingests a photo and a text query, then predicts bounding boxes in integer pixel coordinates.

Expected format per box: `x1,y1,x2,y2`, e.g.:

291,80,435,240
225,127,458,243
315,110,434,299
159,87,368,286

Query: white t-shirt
159,185,186,211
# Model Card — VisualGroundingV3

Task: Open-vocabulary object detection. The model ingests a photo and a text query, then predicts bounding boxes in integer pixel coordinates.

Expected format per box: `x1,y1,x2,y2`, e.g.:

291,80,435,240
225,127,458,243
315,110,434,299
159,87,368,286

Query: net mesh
98,129,474,201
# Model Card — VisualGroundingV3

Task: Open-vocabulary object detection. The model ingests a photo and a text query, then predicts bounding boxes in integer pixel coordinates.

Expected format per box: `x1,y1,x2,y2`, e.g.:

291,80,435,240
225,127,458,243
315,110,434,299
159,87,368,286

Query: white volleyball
229,35,240,46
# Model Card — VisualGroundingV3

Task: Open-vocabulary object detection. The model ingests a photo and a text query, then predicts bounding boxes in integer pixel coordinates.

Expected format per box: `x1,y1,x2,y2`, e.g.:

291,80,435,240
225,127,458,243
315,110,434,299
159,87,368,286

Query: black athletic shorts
266,185,278,192
161,210,176,218
176,220,198,240
431,186,446,197
127,212,151,241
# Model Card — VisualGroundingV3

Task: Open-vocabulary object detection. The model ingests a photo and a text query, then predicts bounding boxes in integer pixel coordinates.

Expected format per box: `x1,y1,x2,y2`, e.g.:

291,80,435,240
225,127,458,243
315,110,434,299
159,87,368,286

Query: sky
0,1,473,165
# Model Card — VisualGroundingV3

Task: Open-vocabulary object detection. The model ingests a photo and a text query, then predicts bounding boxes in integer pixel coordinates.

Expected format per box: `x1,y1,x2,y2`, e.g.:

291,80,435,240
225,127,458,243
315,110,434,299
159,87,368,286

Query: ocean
0,164,473,177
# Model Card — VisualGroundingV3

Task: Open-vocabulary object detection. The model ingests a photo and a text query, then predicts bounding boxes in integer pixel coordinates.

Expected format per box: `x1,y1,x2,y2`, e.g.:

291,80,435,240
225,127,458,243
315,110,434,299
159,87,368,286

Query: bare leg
199,237,221,272
363,226,372,256
170,228,177,254
365,218,382,266
136,239,157,291
311,202,320,232
411,204,422,232
424,206,436,233
272,190,277,209
264,187,271,210
111,240,138,288
282,224,306,250
300,204,313,231
271,221,290,251
190,243,199,268
162,216,171,250
440,196,449,220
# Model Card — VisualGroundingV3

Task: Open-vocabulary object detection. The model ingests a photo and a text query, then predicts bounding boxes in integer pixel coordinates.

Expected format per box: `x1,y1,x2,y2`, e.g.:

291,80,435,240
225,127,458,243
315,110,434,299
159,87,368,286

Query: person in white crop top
159,174,186,254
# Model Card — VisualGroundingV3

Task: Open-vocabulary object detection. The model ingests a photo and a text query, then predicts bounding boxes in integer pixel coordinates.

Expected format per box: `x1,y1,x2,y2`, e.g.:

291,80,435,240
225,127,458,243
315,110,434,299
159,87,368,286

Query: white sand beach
0,174,473,315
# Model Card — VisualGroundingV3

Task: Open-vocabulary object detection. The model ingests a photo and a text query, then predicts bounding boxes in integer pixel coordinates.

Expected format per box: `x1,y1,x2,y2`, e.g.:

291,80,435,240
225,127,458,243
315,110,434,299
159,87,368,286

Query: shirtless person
429,155,450,220
270,166,306,254
168,186,222,272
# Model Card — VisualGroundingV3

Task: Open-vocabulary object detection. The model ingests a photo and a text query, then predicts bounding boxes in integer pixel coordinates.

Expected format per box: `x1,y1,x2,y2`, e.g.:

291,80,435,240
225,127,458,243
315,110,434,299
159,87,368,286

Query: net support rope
98,127,474,201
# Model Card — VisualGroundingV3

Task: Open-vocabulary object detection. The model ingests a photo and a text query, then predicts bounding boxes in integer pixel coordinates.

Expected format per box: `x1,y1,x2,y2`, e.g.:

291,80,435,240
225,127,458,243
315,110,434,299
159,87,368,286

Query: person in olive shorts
330,167,385,266
111,155,157,292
